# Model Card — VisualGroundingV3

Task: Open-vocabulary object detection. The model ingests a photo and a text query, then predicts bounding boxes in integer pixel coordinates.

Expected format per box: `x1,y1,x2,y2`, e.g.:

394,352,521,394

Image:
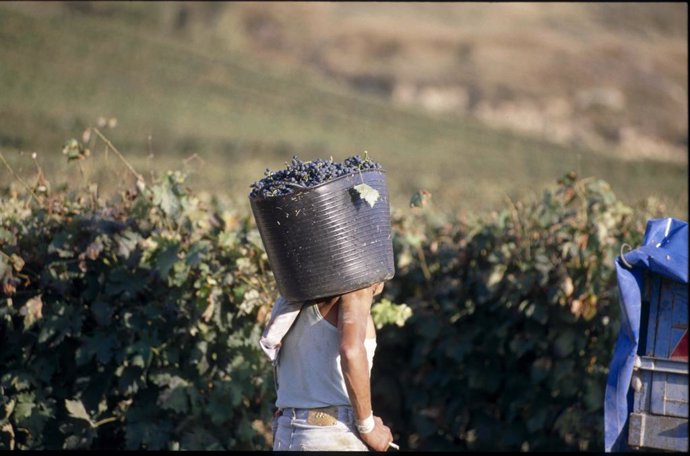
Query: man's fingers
373,416,391,437
371,282,384,296
361,417,394,452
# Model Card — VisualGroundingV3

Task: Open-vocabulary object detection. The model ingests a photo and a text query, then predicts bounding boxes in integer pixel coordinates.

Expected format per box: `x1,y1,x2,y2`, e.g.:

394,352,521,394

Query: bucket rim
283,269,396,303
248,168,386,202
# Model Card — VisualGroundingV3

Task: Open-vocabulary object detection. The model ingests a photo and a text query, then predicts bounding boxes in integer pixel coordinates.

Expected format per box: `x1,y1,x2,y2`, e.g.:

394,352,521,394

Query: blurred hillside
65,1,686,163
234,3,688,161
218,2,689,164
0,2,687,217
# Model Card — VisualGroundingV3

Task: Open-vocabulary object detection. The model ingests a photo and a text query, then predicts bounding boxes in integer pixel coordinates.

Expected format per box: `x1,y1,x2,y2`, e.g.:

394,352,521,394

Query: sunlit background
1,3,688,452
1,1,687,217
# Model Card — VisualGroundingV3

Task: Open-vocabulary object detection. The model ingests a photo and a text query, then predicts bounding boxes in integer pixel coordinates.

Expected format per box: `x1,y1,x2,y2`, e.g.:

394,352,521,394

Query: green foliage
0,172,278,450
371,171,658,451
371,299,412,330
1,160,662,450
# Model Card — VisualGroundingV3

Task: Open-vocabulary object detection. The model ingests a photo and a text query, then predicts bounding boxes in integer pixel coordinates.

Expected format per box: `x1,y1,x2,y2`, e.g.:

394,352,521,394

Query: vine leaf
1,399,16,423
410,190,432,208
61,139,90,161
1,423,15,450
354,184,380,208
20,295,43,329
10,254,24,272
65,399,94,427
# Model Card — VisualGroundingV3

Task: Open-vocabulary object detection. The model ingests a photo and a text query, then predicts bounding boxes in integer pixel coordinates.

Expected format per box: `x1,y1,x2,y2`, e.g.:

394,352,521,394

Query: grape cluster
249,154,382,198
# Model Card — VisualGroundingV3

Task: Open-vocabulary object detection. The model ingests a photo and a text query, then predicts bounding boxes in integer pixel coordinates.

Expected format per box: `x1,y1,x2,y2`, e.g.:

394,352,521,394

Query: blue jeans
272,406,369,451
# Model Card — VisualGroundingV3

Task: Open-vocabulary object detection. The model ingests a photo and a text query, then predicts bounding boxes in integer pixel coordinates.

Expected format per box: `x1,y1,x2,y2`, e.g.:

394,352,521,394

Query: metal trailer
604,218,688,453
628,276,688,451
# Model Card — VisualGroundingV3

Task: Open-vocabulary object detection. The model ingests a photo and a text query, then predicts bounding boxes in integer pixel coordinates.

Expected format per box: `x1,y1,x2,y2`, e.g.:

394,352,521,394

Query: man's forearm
337,285,393,451
340,341,372,421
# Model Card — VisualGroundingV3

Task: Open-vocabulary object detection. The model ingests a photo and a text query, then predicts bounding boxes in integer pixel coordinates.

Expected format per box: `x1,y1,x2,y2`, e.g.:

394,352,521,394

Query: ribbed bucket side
250,170,395,302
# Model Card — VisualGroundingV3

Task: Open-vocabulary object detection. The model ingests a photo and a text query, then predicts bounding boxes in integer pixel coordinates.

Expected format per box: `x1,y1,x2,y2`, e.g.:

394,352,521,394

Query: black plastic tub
249,169,395,302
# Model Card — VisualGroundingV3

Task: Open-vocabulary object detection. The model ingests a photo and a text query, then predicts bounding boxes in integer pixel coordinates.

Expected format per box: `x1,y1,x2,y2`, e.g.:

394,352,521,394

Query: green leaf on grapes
354,183,380,208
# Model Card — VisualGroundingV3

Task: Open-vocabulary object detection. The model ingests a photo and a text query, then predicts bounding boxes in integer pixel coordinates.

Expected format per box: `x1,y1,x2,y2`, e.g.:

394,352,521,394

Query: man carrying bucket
250,155,397,451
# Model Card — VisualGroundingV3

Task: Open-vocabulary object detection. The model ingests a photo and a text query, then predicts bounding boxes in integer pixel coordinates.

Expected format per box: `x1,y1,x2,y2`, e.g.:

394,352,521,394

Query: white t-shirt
275,302,377,409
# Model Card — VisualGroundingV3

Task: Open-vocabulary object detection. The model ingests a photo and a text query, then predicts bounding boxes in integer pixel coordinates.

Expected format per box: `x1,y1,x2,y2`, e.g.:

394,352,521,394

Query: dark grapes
249,154,382,198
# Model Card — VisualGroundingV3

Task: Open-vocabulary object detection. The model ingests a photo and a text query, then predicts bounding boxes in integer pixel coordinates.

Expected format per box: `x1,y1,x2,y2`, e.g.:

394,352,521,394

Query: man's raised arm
338,286,393,451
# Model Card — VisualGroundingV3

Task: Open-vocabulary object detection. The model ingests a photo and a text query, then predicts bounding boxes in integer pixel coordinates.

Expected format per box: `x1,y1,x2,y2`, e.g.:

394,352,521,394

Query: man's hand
359,416,394,452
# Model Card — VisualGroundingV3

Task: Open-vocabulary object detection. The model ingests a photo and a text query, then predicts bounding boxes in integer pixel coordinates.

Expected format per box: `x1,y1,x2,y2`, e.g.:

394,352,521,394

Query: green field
0,5,687,218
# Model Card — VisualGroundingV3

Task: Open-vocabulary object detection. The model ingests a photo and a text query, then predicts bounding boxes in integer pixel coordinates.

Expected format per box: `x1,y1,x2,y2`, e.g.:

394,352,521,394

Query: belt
278,405,349,427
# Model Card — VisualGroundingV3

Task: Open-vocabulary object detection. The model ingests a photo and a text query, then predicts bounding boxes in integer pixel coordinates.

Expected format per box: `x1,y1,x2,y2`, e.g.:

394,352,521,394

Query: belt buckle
306,406,338,426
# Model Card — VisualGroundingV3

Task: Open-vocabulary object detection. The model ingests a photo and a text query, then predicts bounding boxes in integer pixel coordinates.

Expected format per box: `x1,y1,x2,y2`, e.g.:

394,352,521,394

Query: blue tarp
604,217,688,452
